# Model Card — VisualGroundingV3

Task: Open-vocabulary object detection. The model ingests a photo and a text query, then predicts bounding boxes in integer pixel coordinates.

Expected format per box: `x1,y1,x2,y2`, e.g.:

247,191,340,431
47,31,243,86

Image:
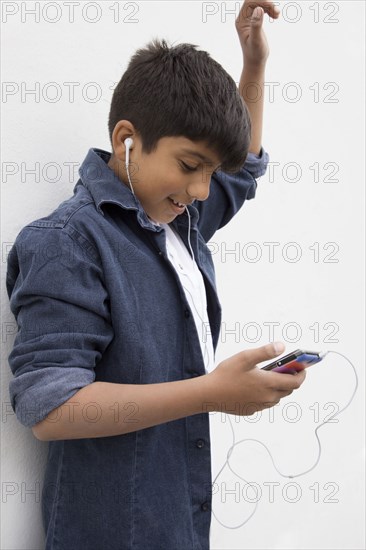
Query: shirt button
196,439,205,449
184,309,190,318
201,502,210,512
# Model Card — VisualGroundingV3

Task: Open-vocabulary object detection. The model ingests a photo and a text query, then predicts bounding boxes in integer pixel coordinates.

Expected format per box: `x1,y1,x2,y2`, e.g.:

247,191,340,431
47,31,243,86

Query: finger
266,368,307,391
241,341,286,368
263,2,280,19
249,1,281,19
294,369,307,384
251,6,264,29
257,399,281,411
239,1,280,21
277,388,294,397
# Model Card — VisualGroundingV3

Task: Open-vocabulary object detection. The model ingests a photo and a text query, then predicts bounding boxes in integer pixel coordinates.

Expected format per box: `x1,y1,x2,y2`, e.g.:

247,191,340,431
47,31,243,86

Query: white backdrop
1,1,365,549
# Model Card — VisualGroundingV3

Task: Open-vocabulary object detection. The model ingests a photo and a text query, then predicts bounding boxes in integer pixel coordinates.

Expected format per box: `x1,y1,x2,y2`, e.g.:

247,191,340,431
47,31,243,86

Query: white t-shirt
160,222,215,375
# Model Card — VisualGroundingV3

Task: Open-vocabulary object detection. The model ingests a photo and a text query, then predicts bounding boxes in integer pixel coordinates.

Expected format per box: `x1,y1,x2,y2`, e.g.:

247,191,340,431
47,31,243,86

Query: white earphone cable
126,157,135,195
211,350,358,528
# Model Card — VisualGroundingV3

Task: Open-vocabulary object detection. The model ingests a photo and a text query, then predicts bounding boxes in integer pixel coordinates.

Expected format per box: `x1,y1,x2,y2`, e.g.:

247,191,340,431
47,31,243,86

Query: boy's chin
147,211,179,225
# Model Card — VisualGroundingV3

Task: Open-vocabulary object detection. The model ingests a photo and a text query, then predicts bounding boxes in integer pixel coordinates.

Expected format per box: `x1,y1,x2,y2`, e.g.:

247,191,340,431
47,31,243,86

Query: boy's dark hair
108,38,251,173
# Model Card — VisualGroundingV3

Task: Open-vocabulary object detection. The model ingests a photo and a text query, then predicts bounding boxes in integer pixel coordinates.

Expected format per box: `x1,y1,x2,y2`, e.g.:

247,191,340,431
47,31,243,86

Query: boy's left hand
235,0,280,68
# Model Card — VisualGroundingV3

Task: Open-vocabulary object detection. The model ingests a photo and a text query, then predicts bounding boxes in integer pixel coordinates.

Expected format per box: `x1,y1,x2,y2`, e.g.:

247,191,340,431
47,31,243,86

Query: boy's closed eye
179,161,220,175
180,161,199,172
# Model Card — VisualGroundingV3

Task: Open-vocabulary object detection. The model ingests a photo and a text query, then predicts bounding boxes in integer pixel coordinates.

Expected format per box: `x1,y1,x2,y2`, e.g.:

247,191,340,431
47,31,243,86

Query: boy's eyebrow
180,148,221,169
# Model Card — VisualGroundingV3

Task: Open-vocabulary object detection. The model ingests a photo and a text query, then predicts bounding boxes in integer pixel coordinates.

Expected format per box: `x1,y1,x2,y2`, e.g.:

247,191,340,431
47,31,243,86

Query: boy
6,2,306,549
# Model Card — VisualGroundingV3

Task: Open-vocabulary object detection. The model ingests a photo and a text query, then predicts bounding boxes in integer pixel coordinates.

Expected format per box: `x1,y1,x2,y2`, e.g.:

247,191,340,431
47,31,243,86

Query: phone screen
261,349,322,374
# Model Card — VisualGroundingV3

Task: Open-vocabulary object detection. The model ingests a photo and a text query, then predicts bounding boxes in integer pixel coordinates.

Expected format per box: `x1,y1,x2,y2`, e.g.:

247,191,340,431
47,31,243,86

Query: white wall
1,1,365,549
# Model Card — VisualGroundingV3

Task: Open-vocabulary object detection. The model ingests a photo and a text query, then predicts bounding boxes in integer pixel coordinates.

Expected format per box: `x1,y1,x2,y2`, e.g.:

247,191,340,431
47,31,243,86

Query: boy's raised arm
236,0,280,154
193,2,279,242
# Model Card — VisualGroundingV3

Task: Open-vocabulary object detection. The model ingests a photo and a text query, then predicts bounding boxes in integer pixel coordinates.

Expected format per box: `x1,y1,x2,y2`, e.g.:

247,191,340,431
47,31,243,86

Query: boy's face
108,132,222,224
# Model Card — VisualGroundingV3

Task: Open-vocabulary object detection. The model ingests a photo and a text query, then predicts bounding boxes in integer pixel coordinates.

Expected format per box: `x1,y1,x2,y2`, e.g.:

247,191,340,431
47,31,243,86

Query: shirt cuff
244,146,270,179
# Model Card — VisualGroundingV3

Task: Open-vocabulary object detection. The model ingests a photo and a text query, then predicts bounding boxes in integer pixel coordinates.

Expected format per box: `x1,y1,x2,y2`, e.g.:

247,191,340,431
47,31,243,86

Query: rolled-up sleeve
6,225,114,428
195,146,269,242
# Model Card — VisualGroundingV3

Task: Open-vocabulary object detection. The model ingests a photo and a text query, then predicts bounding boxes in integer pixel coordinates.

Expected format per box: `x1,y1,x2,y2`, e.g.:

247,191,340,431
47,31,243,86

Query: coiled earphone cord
210,350,359,529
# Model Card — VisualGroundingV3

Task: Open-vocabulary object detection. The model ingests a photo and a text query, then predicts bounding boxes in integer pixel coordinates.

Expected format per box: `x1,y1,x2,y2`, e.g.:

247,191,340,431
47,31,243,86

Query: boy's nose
187,174,211,202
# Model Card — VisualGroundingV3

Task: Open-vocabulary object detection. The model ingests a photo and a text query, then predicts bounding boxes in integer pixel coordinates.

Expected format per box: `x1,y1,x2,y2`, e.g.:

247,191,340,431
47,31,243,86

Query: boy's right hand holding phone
205,343,306,416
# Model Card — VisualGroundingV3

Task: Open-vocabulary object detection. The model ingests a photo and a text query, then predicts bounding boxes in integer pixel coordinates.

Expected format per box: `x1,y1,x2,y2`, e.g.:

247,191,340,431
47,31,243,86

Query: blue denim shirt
6,146,269,550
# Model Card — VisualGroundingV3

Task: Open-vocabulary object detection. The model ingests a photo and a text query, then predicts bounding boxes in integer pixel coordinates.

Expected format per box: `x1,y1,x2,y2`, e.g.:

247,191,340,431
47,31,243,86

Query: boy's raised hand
235,0,280,67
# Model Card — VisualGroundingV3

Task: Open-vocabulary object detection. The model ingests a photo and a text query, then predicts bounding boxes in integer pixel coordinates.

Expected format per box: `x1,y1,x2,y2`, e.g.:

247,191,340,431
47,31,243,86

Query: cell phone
261,349,323,374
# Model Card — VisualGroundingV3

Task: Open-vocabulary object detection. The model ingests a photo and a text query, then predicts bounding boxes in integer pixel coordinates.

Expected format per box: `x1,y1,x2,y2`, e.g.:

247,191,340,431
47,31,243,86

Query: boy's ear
111,120,136,158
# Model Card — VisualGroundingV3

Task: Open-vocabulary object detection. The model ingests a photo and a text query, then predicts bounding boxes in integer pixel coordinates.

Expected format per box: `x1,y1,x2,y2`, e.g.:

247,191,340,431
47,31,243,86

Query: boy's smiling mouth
168,197,187,214
169,197,186,207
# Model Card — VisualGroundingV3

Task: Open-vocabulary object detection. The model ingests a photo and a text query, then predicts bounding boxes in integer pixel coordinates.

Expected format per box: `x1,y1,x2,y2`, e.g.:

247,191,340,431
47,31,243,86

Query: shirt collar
76,147,199,232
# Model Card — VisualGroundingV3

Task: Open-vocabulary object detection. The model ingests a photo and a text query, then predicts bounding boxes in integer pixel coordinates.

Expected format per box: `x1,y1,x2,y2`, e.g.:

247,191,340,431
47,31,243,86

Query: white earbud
123,137,135,196
124,137,134,168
